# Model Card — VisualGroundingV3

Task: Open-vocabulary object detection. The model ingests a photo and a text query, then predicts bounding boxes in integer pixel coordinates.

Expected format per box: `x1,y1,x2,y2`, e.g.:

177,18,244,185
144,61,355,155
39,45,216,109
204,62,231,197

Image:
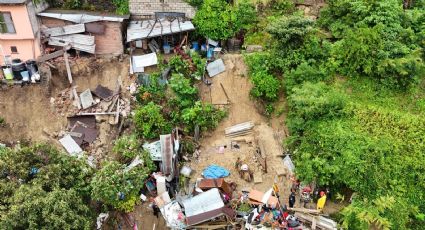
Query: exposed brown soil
188,54,292,204
0,56,132,156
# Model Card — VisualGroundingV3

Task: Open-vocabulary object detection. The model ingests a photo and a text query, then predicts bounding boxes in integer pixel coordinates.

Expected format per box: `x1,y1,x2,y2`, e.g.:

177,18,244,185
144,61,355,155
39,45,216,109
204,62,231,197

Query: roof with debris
182,188,227,225
0,0,27,4
38,9,128,23
127,19,195,42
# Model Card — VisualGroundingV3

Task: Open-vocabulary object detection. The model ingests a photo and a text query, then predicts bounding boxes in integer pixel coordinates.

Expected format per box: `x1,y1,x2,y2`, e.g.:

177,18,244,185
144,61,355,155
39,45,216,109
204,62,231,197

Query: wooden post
220,83,230,103
63,52,73,84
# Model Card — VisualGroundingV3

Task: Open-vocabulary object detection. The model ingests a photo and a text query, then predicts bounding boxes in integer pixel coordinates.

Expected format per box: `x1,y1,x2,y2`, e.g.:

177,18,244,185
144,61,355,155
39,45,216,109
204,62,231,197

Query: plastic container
2,66,13,80
163,44,171,54
207,48,214,59
192,41,199,51
11,59,26,80
21,70,30,82
25,60,38,77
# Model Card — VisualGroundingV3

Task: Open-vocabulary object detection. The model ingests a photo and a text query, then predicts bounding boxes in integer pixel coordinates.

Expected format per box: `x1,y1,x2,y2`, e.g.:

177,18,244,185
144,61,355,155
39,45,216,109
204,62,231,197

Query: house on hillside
37,10,129,56
0,0,47,65
129,0,196,19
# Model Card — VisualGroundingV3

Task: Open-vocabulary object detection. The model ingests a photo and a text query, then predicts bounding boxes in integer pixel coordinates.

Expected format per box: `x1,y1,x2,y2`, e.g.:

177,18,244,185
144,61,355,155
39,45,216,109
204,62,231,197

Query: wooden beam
37,49,65,62
220,83,230,103
64,52,73,84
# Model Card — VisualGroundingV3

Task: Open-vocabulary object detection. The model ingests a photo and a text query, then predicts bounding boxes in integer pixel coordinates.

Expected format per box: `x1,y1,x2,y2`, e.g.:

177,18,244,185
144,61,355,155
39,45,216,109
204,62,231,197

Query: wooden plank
49,39,96,54
37,49,65,62
72,87,81,109
50,34,95,45
220,83,230,103
289,208,321,215
64,52,73,84
42,24,85,37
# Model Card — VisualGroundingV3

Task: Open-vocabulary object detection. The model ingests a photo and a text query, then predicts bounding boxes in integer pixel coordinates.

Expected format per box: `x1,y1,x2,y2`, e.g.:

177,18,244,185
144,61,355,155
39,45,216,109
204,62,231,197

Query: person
289,189,296,208
317,191,327,211
152,203,160,218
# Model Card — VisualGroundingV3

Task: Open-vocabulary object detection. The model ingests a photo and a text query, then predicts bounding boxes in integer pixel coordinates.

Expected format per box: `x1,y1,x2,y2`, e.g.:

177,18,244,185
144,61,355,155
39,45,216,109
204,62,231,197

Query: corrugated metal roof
182,188,224,218
0,0,26,4
127,19,195,42
38,12,127,23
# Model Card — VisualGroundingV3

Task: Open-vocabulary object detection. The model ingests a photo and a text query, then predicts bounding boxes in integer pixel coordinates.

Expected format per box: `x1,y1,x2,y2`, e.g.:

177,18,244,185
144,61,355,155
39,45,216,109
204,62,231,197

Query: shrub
168,56,191,77
169,73,198,108
193,0,239,40
112,0,129,15
287,82,346,135
134,102,171,139
250,70,280,102
284,62,328,93
113,135,142,162
181,101,227,132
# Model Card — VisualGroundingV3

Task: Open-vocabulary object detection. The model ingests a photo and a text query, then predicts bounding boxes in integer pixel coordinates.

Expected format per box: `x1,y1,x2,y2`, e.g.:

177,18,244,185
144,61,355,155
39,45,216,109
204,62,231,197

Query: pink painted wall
0,4,40,65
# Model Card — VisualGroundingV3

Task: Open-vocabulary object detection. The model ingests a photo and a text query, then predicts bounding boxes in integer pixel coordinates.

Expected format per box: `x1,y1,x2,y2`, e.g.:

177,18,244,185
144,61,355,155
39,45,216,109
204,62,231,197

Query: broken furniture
248,189,279,208
198,178,233,197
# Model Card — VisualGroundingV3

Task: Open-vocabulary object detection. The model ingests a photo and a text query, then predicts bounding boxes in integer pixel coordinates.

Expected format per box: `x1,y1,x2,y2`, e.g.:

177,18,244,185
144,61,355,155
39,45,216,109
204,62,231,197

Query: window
0,12,16,34
10,46,18,53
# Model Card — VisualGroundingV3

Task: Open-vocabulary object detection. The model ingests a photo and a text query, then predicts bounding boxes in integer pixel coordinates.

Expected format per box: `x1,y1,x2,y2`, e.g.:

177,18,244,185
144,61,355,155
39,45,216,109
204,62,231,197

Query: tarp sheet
202,165,230,179
131,53,158,73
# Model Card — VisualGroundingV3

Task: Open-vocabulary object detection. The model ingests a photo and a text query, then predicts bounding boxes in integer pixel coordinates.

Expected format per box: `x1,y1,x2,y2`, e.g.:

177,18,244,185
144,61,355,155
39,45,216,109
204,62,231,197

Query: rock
129,83,137,95
50,97,55,104
246,45,263,53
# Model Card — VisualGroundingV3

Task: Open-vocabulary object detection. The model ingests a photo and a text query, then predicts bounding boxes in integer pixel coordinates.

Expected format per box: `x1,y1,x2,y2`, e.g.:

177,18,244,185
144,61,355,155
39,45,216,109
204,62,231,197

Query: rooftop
0,0,27,4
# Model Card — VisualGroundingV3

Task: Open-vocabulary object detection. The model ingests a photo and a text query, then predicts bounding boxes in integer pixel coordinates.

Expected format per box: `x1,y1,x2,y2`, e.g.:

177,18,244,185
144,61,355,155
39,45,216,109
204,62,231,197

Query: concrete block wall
129,0,196,19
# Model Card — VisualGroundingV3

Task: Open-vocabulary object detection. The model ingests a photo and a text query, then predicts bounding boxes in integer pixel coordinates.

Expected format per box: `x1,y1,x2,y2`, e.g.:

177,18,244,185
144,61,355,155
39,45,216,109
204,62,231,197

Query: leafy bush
286,82,346,137
193,0,239,40
136,72,166,105
250,70,280,102
0,117,4,126
168,56,191,77
190,51,207,80
113,135,142,162
112,0,129,15
234,0,257,31
169,73,199,108
134,102,171,139
284,62,328,93
181,101,227,132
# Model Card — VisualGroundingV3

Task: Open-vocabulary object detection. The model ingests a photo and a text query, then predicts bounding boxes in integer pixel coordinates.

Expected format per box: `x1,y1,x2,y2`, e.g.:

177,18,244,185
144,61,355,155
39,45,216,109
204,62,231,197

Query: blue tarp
202,165,230,179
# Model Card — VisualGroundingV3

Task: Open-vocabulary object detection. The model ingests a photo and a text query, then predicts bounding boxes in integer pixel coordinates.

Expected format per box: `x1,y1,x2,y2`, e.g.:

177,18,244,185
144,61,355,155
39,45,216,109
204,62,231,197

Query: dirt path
189,54,291,205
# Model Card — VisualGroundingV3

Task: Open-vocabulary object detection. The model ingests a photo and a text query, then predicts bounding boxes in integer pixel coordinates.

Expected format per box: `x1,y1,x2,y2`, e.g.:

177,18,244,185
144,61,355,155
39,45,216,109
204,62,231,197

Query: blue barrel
192,41,199,51
163,44,171,54
207,48,214,59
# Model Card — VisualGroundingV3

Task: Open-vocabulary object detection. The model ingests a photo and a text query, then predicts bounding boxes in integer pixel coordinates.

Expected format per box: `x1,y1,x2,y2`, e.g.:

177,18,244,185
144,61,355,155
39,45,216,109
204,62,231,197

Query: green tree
193,0,239,40
1,186,93,230
90,160,153,212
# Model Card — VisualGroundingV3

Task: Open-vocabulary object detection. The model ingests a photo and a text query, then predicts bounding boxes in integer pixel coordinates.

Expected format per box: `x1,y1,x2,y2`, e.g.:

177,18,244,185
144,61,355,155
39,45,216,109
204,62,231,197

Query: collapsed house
126,12,195,73
37,10,129,56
